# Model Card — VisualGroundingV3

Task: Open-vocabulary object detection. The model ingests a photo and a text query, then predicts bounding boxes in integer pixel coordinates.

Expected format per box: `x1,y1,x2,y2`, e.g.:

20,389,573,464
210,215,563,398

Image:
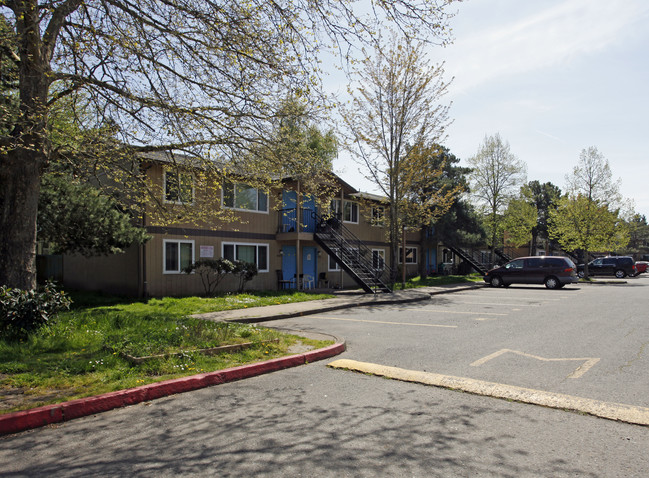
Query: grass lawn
393,274,485,289
0,290,334,414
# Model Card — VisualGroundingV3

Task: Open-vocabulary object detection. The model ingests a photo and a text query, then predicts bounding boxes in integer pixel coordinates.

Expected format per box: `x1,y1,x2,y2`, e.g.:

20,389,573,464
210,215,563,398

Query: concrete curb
0,337,346,436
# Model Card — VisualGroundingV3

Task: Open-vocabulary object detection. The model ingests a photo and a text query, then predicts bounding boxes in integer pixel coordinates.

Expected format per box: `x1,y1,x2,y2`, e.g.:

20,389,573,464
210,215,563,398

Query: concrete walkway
193,282,485,323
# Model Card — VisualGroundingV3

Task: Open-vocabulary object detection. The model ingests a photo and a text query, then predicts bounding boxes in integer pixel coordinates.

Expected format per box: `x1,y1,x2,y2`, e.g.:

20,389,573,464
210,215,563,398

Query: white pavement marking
406,307,508,316
308,316,458,328
446,301,541,307
470,349,601,379
328,359,649,426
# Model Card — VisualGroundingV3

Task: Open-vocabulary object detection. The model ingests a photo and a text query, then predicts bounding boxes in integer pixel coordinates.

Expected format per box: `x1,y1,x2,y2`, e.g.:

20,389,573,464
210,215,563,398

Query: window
164,171,194,204
222,242,269,272
328,250,341,271
371,206,385,227
330,199,341,216
343,200,359,223
223,181,268,213
372,249,385,270
505,259,524,269
398,246,417,264
164,239,194,273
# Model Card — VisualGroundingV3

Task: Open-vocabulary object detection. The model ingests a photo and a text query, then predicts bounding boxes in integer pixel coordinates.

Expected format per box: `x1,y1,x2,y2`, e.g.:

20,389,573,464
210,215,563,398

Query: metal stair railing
494,248,512,263
313,212,392,293
448,246,488,275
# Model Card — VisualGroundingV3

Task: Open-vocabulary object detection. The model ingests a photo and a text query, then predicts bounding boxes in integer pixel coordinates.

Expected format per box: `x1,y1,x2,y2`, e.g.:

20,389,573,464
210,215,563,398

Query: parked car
577,256,636,278
633,261,648,276
483,256,579,289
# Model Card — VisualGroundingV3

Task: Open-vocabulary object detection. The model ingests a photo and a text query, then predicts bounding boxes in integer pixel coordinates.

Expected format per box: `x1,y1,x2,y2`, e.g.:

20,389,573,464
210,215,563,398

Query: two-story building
56,152,438,296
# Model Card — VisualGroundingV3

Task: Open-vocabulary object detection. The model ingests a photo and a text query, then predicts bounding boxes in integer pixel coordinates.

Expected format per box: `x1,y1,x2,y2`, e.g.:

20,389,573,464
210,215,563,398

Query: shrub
0,281,72,340
183,258,235,296
232,261,258,293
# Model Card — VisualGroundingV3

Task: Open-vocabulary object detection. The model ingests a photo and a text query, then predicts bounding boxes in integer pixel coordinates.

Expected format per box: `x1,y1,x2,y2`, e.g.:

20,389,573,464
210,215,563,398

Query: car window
525,258,543,268
506,259,525,269
591,259,602,266
603,258,616,265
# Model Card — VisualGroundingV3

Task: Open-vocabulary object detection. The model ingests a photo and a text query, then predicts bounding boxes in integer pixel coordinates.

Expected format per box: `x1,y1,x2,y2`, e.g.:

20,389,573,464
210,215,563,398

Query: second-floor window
223,181,268,213
343,200,359,223
164,170,194,204
371,206,385,227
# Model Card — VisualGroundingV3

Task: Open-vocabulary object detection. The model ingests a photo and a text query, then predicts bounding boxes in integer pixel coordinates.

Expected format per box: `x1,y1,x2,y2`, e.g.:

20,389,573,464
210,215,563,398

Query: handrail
312,211,393,292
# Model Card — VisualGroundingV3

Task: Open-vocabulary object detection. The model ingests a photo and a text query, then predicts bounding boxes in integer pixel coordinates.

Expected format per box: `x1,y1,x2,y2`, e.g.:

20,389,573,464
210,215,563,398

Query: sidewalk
0,282,482,436
193,282,486,323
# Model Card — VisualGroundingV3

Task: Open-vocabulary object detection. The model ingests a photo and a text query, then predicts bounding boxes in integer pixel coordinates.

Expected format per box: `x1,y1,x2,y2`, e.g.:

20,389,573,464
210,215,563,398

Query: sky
332,0,649,218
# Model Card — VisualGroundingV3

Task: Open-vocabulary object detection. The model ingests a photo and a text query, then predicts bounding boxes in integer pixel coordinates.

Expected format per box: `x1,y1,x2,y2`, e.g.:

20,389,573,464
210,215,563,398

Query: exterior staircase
313,213,392,294
447,246,489,275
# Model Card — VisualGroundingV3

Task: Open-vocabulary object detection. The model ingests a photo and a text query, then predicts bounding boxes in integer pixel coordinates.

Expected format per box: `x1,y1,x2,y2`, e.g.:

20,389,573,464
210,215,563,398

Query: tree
343,37,452,278
0,0,458,290
549,195,629,277
38,173,150,256
557,146,627,276
468,134,527,266
502,196,537,249
524,181,561,255
625,213,649,257
566,146,621,206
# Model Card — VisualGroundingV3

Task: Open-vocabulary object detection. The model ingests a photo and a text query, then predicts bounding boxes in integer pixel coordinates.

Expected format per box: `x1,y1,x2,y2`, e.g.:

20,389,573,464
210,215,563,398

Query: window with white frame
398,246,417,264
222,181,268,213
330,199,341,216
328,249,341,271
343,200,359,223
371,206,385,227
222,242,269,272
372,249,385,270
164,170,194,204
164,239,194,273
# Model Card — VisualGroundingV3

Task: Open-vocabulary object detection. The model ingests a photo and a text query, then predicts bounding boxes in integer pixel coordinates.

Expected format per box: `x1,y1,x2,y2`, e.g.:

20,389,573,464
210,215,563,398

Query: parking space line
328,359,649,426
447,301,541,307
308,316,457,328
406,307,508,316
470,349,600,379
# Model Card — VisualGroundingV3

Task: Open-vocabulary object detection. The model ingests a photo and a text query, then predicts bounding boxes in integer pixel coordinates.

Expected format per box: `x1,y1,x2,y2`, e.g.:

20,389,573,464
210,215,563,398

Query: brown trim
147,226,276,241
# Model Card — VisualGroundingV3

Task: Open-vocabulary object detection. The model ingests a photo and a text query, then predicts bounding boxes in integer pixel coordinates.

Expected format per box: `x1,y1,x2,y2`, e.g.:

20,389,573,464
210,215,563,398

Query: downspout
296,180,301,290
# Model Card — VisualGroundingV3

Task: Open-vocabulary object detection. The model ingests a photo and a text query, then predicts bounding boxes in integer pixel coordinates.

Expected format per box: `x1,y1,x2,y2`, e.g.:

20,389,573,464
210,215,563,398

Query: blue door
282,190,297,232
282,246,297,288
302,246,317,287
301,194,317,232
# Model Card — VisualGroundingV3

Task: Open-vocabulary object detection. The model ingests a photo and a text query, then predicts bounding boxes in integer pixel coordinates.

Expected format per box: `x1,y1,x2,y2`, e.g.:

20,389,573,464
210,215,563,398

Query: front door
282,246,297,288
282,190,297,233
302,246,317,287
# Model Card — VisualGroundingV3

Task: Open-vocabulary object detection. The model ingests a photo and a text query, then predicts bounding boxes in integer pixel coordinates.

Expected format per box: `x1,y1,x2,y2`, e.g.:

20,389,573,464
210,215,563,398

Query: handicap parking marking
308,315,458,328
470,348,601,379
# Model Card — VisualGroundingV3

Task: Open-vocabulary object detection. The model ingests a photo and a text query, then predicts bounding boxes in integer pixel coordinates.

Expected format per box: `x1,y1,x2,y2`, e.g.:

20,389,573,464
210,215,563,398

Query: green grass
393,274,484,290
0,290,334,414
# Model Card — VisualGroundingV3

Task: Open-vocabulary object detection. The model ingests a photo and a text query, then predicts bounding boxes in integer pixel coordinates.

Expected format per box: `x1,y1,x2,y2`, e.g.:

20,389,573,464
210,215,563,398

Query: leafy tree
468,133,527,266
549,195,629,277
566,146,621,206
524,180,562,254
502,196,537,249
0,0,457,290
343,37,452,279
623,213,649,257
38,174,150,256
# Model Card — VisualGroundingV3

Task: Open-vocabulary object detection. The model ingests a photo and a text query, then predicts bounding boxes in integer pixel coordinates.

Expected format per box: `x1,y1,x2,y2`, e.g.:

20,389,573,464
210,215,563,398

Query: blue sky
333,0,649,218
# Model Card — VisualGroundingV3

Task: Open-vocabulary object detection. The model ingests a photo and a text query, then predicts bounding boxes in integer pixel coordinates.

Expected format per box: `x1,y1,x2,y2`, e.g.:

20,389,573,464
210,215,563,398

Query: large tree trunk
0,151,42,289
0,0,50,289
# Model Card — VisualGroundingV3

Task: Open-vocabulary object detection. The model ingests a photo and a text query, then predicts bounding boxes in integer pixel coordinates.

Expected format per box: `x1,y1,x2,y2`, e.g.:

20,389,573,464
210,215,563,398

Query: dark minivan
484,256,579,289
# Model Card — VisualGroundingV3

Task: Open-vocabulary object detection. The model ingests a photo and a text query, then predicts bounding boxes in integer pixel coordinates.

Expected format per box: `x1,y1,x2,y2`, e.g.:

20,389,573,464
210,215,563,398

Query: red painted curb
0,340,345,436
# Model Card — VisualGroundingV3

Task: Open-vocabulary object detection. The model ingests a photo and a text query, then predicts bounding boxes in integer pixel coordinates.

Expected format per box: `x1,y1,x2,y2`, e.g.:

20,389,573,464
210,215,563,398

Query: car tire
578,271,585,278
615,269,626,279
544,276,559,289
490,276,503,288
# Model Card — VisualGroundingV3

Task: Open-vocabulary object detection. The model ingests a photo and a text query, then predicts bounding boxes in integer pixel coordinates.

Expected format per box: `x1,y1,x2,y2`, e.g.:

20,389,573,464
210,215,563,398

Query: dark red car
633,261,648,275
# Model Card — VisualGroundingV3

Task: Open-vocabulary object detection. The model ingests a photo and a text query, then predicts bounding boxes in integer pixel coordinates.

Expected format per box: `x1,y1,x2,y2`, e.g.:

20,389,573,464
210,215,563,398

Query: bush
232,261,258,293
183,258,235,296
0,281,71,340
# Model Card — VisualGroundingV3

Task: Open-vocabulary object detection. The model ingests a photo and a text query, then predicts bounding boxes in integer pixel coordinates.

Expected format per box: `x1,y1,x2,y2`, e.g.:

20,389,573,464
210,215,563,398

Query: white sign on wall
200,245,214,258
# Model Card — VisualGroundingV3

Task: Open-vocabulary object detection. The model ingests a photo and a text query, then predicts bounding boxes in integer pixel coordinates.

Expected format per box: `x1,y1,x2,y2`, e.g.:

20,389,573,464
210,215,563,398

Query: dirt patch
287,340,315,354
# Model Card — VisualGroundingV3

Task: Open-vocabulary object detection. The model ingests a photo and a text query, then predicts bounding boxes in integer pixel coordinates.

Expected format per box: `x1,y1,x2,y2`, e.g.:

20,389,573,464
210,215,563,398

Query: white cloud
445,0,649,92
